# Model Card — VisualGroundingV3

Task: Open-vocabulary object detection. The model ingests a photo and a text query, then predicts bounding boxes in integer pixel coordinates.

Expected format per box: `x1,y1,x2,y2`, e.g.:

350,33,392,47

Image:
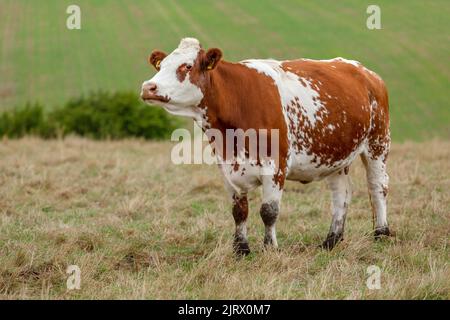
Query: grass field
0,0,449,141
0,138,448,299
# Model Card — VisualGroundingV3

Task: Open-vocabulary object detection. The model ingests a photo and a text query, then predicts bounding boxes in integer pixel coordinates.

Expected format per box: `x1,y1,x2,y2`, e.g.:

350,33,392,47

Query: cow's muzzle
141,82,170,103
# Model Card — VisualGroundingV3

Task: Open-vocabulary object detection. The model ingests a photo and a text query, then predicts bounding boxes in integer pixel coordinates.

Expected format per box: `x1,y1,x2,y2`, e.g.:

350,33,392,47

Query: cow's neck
195,60,288,171
199,61,258,133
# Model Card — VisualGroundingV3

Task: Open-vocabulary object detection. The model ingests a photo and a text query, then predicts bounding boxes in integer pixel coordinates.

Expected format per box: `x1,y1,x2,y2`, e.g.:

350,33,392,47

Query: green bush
0,103,56,138
0,91,182,140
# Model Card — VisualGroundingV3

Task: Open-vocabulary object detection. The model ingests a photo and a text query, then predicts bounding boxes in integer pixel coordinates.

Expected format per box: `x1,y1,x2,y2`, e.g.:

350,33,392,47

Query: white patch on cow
240,59,325,126
369,100,378,131
218,155,281,196
287,135,367,182
327,172,352,234
303,57,360,68
240,59,280,79
362,146,389,229
371,100,378,109
235,221,248,241
320,57,361,68
295,77,325,125
142,37,204,119
219,161,262,196
194,106,211,130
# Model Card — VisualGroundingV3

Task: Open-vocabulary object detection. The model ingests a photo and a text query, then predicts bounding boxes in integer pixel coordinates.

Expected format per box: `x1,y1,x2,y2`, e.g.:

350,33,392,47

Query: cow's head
141,37,222,117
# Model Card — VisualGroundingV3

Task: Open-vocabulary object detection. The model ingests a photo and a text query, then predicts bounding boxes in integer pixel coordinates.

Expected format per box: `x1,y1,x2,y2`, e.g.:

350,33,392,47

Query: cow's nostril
148,83,157,92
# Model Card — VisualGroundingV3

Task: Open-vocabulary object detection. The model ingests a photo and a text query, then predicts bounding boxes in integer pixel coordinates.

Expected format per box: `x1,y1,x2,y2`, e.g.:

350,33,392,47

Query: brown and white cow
141,38,392,255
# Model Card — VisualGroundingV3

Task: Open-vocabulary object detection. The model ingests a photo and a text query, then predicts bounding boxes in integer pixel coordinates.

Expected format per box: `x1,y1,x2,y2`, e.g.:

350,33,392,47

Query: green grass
0,0,449,141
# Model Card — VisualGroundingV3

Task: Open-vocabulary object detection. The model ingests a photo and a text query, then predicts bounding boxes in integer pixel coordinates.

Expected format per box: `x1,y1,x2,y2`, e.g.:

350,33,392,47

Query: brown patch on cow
232,195,248,224
382,185,388,197
344,166,349,175
232,193,251,256
273,168,286,188
176,63,189,82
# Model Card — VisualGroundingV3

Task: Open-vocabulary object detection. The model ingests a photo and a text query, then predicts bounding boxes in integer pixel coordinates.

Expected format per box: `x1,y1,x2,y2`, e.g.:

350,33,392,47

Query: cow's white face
141,38,222,119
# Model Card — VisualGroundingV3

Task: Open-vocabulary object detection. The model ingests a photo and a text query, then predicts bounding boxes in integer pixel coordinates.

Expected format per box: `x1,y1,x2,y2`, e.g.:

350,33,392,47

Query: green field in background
0,0,448,141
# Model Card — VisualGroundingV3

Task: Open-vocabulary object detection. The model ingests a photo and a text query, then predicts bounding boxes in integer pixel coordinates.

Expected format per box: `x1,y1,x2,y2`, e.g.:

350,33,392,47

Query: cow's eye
186,64,192,70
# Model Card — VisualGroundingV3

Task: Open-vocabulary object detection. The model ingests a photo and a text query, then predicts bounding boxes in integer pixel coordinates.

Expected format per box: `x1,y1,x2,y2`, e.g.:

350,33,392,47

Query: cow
141,37,392,256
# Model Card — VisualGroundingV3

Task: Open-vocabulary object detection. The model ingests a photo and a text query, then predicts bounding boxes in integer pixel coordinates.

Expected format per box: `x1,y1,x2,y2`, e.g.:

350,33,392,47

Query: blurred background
0,0,448,141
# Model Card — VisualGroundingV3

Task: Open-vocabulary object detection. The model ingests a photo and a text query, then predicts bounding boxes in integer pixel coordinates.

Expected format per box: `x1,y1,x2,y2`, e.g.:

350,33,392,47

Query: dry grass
0,137,449,299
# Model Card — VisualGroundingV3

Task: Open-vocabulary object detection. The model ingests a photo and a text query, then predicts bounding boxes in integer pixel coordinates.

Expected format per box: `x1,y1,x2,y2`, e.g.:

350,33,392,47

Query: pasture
0,0,449,141
0,138,448,299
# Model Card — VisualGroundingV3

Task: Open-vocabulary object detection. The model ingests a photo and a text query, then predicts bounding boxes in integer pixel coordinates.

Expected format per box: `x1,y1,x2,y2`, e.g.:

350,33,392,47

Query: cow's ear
149,50,167,71
204,48,222,71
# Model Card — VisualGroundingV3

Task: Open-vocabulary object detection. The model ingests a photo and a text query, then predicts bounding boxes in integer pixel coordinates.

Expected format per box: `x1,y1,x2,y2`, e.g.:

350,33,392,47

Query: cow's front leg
260,176,284,248
321,170,352,250
231,194,250,256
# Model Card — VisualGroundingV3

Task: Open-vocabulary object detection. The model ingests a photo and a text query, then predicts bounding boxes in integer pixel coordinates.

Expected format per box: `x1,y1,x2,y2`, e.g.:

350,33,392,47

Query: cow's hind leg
321,169,352,250
231,194,251,255
361,151,392,239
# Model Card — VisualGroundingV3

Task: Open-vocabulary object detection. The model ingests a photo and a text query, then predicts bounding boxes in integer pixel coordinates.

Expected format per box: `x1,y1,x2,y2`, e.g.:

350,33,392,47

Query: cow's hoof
320,232,343,250
233,242,251,256
374,226,394,240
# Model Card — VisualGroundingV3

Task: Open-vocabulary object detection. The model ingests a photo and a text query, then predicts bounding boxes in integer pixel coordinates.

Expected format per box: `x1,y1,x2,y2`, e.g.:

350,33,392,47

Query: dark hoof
233,241,251,256
374,226,394,240
321,232,343,250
